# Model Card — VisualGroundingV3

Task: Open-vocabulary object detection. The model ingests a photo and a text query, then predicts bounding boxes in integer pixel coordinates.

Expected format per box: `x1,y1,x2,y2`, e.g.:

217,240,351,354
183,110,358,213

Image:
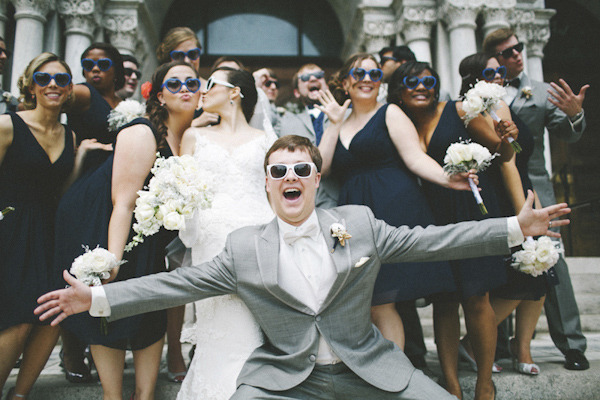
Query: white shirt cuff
90,286,111,317
507,216,525,248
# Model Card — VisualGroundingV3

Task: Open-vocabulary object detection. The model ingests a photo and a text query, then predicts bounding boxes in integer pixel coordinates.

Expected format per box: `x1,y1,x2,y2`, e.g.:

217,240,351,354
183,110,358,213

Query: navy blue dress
67,82,115,173
0,112,74,330
54,118,168,350
422,101,506,299
490,110,552,300
332,104,456,305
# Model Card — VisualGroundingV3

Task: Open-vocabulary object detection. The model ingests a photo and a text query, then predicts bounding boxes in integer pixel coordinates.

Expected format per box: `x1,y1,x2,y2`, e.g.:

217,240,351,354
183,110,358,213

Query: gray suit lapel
316,209,353,310
255,218,314,314
510,74,532,114
298,110,316,137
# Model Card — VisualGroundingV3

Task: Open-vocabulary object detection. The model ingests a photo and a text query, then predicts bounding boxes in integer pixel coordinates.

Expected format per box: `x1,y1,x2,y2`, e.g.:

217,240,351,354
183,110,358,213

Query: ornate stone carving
440,0,484,31
508,9,536,41
524,9,555,59
103,12,138,54
10,0,54,22
58,0,99,37
400,6,436,43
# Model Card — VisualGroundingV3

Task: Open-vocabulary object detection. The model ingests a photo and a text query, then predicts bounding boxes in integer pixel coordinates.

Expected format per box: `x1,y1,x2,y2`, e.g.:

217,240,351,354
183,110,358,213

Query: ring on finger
549,221,553,229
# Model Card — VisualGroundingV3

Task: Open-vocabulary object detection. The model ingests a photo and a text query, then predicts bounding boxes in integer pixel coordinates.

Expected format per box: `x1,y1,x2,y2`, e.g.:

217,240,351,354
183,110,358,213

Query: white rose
468,143,492,166
135,203,156,224
163,211,185,230
463,95,484,114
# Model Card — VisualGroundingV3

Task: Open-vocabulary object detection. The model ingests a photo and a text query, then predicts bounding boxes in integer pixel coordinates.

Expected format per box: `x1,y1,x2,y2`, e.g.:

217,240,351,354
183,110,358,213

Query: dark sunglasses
403,75,437,90
0,47,11,58
81,58,113,71
496,42,524,59
265,79,279,88
267,162,316,180
160,78,201,94
482,66,507,81
349,68,383,83
33,72,72,87
380,56,398,64
299,70,325,82
170,48,202,61
124,67,141,79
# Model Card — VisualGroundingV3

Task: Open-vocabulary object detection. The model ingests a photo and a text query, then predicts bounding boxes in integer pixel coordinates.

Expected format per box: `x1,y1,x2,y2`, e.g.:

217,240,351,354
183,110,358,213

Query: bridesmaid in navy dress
317,53,475,353
53,61,201,400
388,61,518,400
0,53,83,400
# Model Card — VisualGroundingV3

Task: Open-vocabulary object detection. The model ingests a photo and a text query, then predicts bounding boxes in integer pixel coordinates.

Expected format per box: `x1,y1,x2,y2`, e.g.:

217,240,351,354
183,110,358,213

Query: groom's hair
264,135,323,172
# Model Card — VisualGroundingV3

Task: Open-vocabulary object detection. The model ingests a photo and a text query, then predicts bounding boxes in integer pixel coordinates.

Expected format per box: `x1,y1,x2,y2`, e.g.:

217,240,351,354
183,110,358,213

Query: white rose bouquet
125,154,213,251
107,99,146,132
511,236,562,277
70,246,126,334
0,206,14,221
461,81,521,153
443,140,498,215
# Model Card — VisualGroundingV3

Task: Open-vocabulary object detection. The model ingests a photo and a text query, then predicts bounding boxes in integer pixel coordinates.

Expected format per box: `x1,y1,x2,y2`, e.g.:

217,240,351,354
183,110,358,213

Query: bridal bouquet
461,81,521,153
107,99,146,132
0,206,14,220
125,154,213,251
70,246,126,334
443,140,498,215
511,236,562,277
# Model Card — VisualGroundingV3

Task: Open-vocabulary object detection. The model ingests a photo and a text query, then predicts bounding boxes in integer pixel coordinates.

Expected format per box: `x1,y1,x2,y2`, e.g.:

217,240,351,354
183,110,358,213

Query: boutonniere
521,86,532,99
2,91,12,102
330,223,351,253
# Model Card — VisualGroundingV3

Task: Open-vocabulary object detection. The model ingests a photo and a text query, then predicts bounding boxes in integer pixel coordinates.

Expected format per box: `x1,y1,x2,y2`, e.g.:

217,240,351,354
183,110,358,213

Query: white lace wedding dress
177,131,276,400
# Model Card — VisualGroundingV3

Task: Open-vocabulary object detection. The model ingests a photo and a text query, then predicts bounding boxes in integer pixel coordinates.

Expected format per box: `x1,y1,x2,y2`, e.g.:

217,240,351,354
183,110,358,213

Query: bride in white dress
177,67,276,399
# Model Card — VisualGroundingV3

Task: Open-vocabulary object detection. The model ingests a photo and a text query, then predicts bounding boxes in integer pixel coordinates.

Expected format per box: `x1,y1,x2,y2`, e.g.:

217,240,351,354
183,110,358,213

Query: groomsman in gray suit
37,136,570,399
483,28,590,371
276,64,341,208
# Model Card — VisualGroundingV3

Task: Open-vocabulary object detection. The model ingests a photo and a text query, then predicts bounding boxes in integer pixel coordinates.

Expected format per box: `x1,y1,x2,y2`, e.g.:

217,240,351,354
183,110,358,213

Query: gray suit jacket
511,74,586,207
276,108,341,208
104,205,509,393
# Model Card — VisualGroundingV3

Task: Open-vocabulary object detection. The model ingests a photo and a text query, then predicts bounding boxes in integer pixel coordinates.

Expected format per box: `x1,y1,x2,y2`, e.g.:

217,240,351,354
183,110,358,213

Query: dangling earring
230,99,234,105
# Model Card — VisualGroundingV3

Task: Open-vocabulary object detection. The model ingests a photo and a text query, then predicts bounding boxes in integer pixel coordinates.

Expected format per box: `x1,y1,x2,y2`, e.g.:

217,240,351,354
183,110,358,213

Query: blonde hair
156,27,201,64
18,52,74,110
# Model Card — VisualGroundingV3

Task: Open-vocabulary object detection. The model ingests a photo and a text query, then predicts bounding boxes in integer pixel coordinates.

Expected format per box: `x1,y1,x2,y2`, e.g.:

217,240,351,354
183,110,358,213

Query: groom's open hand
517,190,570,238
34,270,93,326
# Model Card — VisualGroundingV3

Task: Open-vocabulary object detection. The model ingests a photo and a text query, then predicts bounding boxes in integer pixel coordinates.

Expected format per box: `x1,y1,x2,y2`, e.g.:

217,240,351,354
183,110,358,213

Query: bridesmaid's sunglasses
170,48,202,61
33,72,72,87
161,78,201,94
267,163,316,180
482,66,507,81
81,58,113,72
403,75,437,90
348,68,383,83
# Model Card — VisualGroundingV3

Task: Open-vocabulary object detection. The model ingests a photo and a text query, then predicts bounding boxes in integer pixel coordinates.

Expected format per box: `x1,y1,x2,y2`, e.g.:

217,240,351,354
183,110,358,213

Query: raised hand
315,89,351,125
548,78,589,118
517,190,570,238
34,270,93,326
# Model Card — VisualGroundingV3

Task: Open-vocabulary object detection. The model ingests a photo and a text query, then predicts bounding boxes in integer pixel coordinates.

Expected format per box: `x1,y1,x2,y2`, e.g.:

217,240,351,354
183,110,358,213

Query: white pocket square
355,257,370,268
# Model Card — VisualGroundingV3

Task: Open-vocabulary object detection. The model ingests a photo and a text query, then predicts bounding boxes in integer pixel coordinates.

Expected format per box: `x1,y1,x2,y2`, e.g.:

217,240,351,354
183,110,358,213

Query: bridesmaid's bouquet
107,99,146,132
0,206,14,220
511,236,562,277
443,140,498,215
125,154,213,252
70,246,126,334
461,81,521,153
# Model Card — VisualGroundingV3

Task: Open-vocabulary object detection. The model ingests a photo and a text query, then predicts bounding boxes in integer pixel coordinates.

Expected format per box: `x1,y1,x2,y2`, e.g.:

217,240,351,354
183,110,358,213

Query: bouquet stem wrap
489,109,522,154
469,177,487,215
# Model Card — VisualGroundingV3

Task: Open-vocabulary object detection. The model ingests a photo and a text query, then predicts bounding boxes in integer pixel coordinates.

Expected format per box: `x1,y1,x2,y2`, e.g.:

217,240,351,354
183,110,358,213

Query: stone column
341,2,395,61
400,5,436,64
103,6,138,56
58,0,99,83
508,9,536,76
481,0,515,39
0,0,9,38
441,0,483,96
362,12,396,56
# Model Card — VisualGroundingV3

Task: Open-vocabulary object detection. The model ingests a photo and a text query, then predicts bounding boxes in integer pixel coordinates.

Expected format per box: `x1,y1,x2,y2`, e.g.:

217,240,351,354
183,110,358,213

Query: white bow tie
283,223,319,245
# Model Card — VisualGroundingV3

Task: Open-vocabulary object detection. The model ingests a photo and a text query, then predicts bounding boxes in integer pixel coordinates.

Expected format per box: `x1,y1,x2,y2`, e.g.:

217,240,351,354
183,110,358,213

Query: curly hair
18,52,74,110
328,53,379,105
387,61,440,115
81,43,125,90
156,27,201,65
212,67,258,123
146,61,199,150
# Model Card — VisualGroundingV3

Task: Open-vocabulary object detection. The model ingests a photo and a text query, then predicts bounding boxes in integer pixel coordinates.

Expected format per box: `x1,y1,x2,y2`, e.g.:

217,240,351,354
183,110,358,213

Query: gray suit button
315,315,321,322
309,355,316,362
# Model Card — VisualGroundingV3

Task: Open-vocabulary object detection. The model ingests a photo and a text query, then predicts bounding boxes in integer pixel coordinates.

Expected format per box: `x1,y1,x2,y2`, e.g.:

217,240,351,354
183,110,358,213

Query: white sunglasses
266,162,316,180
206,77,244,98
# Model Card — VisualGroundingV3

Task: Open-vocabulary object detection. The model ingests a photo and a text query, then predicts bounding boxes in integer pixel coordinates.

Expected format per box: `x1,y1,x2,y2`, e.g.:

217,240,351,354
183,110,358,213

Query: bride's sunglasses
170,48,202,62
482,66,507,81
267,162,316,180
348,68,383,83
33,72,72,87
206,77,244,98
403,75,437,90
81,58,113,72
161,78,201,94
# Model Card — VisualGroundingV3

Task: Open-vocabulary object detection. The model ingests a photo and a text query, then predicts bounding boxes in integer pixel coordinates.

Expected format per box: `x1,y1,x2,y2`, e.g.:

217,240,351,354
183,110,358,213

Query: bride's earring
230,99,234,105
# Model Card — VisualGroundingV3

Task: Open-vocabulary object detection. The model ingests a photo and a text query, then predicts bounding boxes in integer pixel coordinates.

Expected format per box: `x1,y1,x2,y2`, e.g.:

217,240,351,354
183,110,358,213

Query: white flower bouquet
70,246,126,334
461,81,521,153
443,140,498,215
125,154,213,251
511,236,562,277
0,206,14,220
107,99,146,132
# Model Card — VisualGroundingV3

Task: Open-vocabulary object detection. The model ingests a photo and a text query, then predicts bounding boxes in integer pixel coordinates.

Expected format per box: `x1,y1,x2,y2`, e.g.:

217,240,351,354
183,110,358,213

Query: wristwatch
570,109,584,122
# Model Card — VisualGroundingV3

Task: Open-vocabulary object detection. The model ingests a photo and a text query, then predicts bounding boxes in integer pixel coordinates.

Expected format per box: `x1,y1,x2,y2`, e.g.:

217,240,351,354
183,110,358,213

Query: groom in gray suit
37,135,570,399
484,28,589,371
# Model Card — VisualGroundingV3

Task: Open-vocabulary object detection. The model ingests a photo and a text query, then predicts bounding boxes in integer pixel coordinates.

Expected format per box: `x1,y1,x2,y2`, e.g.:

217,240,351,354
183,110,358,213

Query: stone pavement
4,333,600,399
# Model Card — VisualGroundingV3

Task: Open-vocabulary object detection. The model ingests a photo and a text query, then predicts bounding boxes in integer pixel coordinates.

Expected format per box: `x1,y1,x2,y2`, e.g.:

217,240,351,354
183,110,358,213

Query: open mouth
283,188,301,200
308,85,320,92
